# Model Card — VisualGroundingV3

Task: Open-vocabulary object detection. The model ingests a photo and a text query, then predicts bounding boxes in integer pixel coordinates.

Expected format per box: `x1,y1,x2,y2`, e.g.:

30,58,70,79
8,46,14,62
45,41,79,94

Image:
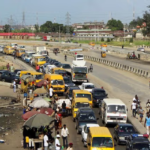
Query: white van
74,54,84,61
100,98,127,125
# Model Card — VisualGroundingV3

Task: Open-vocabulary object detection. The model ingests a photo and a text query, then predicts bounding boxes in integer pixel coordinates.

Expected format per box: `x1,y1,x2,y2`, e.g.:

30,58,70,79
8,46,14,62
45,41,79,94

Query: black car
91,88,108,107
55,70,68,77
65,86,80,101
126,134,149,150
0,70,19,83
61,64,71,69
75,107,98,134
63,76,75,91
113,123,137,145
54,62,62,67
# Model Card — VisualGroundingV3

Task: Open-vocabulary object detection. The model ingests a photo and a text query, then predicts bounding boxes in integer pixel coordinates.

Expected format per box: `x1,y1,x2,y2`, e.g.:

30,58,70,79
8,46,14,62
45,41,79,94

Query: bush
129,38,133,43
107,38,110,42
45,43,48,45
101,38,104,42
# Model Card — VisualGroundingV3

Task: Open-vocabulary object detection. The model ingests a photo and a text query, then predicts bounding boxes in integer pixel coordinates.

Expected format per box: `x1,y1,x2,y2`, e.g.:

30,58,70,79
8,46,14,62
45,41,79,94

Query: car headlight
119,137,125,140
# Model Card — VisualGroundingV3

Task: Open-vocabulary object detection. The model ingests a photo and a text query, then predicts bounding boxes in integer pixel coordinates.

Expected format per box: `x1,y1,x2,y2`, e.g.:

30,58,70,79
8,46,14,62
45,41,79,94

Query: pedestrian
122,45,124,49
62,101,66,114
6,63,10,70
67,143,73,150
10,64,14,72
28,128,34,149
13,79,16,93
131,100,137,117
53,101,57,112
49,86,53,99
55,135,61,150
144,113,150,135
55,111,60,131
139,106,144,122
61,124,69,149
43,131,49,150
36,64,40,72
146,99,150,112
133,95,139,103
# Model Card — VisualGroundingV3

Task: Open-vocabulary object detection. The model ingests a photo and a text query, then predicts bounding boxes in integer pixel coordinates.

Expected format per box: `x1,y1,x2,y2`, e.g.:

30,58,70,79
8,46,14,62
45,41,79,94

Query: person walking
13,80,16,93
6,63,10,70
36,64,40,72
131,100,137,117
139,106,144,122
53,101,57,112
55,135,61,150
49,86,53,99
67,143,73,150
61,124,69,149
62,101,66,114
144,113,150,135
43,131,49,150
146,99,150,112
55,111,60,131
10,64,14,72
133,95,139,102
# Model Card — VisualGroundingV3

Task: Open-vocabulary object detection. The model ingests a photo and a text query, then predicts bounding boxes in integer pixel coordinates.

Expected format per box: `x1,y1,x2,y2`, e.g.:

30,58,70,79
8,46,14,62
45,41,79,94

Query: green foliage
129,38,133,43
129,17,143,28
101,38,104,41
40,21,74,34
107,38,110,42
3,24,11,32
35,24,40,33
45,43,48,45
107,19,123,31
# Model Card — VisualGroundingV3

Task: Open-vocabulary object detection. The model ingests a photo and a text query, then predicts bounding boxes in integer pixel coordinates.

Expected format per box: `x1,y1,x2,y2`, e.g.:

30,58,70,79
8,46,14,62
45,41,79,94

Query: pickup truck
79,83,95,92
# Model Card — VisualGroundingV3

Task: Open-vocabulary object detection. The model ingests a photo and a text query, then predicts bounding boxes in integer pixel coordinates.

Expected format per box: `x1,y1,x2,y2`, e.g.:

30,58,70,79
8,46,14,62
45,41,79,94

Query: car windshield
75,102,89,108
85,85,94,89
35,75,43,80
79,112,95,120
107,105,126,114
76,94,91,100
92,137,113,148
77,55,83,58
73,67,87,73
94,90,106,96
62,64,71,69
38,58,45,62
119,126,135,133
27,53,34,57
51,80,64,85
133,143,149,150
64,78,71,83
19,50,25,52
40,51,47,55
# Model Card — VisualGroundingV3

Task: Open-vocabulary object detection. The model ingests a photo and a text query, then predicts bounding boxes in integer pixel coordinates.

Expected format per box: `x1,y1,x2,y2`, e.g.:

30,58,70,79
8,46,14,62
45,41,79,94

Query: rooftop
103,98,125,105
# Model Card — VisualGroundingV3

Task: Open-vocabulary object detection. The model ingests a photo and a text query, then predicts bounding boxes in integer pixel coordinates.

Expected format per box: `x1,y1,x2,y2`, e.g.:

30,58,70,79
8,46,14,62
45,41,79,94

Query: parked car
79,83,95,92
114,123,137,145
61,64,71,72
137,47,145,52
54,62,62,67
63,76,75,91
0,70,20,83
81,123,99,147
65,86,80,101
75,107,98,134
91,88,108,107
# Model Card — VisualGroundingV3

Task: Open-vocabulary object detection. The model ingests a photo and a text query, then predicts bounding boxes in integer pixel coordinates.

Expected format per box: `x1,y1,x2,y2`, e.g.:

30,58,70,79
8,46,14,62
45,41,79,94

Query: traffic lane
61,109,125,150
81,50,150,71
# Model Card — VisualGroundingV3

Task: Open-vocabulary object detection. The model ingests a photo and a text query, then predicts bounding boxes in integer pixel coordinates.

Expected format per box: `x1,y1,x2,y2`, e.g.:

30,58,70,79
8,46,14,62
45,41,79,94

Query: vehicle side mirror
88,143,91,146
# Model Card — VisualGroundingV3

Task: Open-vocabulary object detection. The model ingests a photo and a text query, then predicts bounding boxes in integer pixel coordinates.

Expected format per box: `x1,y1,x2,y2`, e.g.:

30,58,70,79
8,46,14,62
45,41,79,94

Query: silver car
137,47,145,52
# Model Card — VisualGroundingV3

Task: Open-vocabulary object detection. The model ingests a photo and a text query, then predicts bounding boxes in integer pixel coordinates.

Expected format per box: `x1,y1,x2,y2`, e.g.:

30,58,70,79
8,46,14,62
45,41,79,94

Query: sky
0,0,150,25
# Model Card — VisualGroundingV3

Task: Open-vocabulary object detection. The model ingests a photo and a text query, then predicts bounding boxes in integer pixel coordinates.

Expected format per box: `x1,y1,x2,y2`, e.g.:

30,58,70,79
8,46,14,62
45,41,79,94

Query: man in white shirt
61,124,69,148
49,86,53,98
131,100,137,117
44,132,49,150
55,135,61,150
13,80,16,93
133,95,139,102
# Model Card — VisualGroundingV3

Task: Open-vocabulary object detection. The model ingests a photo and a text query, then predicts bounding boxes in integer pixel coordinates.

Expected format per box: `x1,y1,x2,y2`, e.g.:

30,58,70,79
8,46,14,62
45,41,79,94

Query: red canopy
38,108,54,116
22,110,40,120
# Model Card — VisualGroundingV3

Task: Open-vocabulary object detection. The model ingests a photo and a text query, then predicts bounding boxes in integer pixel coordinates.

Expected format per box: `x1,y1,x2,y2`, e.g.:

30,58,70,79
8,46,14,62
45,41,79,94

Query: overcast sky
0,0,150,25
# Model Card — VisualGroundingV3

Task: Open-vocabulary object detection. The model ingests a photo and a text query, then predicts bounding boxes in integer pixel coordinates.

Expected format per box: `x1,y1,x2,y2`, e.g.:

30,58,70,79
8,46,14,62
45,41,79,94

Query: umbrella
33,88,47,94
23,114,53,128
22,110,40,120
39,108,54,116
30,99,49,108
36,80,49,87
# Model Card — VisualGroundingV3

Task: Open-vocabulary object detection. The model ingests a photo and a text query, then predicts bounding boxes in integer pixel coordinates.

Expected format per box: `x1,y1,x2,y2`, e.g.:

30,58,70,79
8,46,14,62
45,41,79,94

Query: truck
43,36,51,41
33,46,48,57
71,60,88,82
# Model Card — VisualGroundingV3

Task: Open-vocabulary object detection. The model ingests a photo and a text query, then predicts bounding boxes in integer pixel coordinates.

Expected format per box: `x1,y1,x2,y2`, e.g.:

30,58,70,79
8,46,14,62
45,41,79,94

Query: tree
107,38,110,42
107,19,123,31
35,24,40,33
3,24,11,32
101,38,104,41
129,17,143,28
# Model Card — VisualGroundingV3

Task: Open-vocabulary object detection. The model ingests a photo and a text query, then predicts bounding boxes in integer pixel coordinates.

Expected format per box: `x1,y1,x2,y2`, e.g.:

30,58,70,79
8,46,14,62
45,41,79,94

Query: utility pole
59,26,60,43
133,7,135,21
65,12,71,41
36,12,38,25
22,11,25,28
